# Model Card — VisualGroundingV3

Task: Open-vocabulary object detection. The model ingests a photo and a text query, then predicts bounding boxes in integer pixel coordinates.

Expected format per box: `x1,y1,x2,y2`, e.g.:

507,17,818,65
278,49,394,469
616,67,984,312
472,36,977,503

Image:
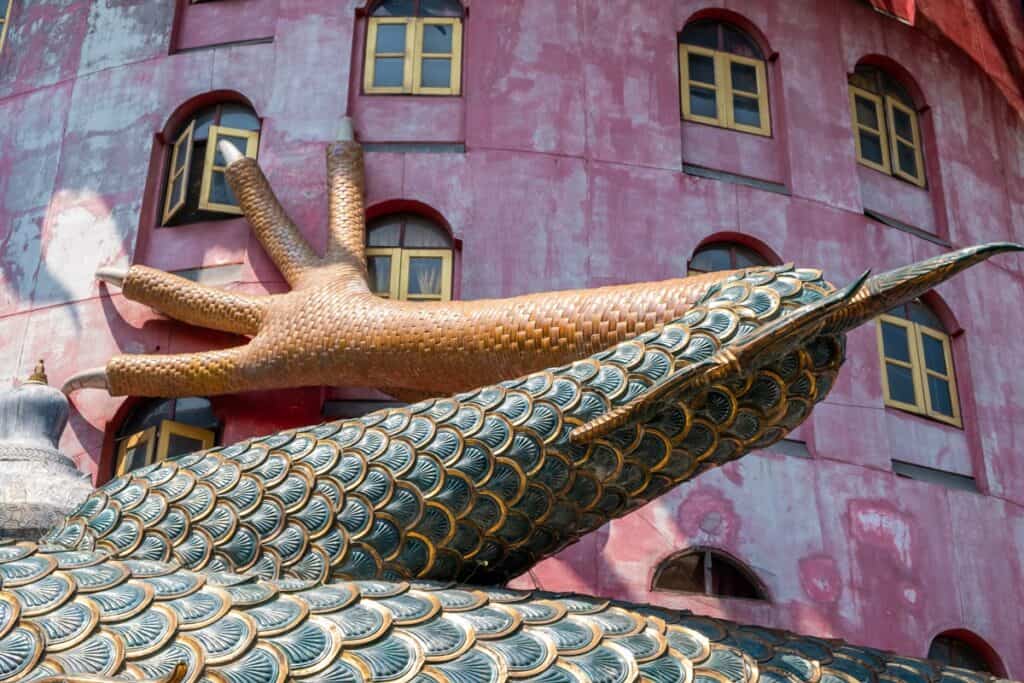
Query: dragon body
28,240,1021,682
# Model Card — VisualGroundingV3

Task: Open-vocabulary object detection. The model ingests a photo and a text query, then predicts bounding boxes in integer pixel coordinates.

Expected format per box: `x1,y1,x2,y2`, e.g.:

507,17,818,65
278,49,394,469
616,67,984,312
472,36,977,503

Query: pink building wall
1,0,1022,673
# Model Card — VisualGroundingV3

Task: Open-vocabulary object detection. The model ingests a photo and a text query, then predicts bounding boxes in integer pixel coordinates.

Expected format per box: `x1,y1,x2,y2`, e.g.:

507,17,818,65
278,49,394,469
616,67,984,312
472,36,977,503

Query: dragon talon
95,267,127,288
61,367,110,394
218,139,244,165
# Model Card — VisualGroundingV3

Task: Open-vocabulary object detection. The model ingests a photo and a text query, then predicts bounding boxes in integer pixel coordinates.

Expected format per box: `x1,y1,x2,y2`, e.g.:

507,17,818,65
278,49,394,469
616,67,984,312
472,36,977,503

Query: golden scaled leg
324,120,367,267
221,142,321,287
105,346,253,397
102,265,268,337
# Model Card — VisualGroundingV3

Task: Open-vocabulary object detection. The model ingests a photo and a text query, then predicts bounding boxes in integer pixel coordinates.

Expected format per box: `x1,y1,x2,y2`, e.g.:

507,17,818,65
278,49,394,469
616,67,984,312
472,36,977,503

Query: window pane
733,95,761,127
722,25,762,59
855,95,879,129
367,255,392,294
372,0,415,17
420,58,452,88
892,106,914,140
375,22,407,53
688,53,715,85
689,87,717,118
907,301,943,330
121,442,150,473
403,216,451,247
421,23,453,53
420,0,464,17
166,433,206,459
730,62,758,93
690,245,732,272
881,321,911,362
368,220,402,246
209,171,237,205
219,104,260,131
174,397,216,428
680,22,717,50
886,363,917,404
732,245,768,268
407,257,443,296
374,57,405,87
172,143,189,174
897,141,918,178
654,552,705,592
920,334,948,374
214,134,251,165
927,376,954,417
859,130,884,165
169,174,185,207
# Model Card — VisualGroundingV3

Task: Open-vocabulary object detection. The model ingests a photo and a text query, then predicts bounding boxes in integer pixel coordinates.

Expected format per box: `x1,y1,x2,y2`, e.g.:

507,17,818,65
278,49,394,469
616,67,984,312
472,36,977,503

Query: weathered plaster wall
0,0,1022,673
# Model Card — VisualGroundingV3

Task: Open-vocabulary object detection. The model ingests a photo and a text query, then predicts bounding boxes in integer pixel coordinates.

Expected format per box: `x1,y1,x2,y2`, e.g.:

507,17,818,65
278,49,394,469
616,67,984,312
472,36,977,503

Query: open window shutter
199,125,260,214
162,121,195,224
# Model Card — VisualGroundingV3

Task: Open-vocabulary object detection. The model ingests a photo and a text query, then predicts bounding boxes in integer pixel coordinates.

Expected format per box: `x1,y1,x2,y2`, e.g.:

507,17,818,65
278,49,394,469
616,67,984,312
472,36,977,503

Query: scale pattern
0,541,999,683
46,266,842,585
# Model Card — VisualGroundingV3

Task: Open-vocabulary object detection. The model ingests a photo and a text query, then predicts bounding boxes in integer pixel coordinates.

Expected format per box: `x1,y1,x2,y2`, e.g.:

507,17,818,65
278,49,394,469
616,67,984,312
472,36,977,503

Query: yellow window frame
849,86,891,174
680,45,770,136
885,97,926,187
680,44,725,128
723,53,770,136
162,120,195,224
156,419,216,462
399,249,453,301
0,0,11,54
412,18,462,96
917,327,961,427
877,315,961,427
199,125,259,215
365,17,416,94
366,247,402,298
116,426,157,477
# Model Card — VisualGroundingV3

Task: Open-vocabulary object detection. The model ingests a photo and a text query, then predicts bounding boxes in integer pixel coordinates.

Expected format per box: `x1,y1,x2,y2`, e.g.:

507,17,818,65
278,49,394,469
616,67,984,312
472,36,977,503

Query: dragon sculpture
37,124,1019,683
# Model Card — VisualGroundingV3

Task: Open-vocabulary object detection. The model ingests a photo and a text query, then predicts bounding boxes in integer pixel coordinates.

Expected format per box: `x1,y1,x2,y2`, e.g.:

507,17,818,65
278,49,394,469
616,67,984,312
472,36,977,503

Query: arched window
653,548,768,600
679,19,770,136
162,102,261,226
366,213,453,301
877,298,961,426
687,241,772,275
928,632,1001,674
114,398,219,476
364,0,464,96
848,64,925,187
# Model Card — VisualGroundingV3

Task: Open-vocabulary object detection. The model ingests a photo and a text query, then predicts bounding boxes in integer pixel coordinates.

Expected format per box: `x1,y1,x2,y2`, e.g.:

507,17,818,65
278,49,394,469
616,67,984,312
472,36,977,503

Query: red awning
868,0,1024,116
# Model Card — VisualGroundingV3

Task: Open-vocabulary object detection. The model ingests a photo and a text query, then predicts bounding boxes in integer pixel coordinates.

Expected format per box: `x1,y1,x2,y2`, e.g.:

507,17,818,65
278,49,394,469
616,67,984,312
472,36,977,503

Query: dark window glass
422,23,453,52
166,433,206,459
374,58,405,87
921,335,946,374
880,322,911,362
681,20,763,59
859,131,884,164
896,141,918,177
889,300,946,332
928,634,995,673
421,58,452,87
886,363,917,404
688,53,716,84
368,214,452,249
855,95,879,129
733,95,760,127
373,0,463,17
654,549,767,600
730,62,758,93
367,255,393,294
928,376,953,416
689,242,771,274
376,23,407,52
690,88,717,118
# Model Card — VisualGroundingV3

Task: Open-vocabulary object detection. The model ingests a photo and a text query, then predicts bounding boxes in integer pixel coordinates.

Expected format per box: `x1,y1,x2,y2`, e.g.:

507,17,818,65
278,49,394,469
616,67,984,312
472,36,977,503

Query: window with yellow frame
365,213,454,301
364,0,464,95
0,0,12,54
113,398,219,477
876,299,961,427
679,20,771,136
848,65,926,187
161,103,260,226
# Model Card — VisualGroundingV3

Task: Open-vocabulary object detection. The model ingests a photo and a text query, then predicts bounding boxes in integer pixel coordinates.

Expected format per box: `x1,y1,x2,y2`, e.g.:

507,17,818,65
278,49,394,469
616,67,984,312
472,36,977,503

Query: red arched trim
693,231,783,266
680,8,775,60
928,629,1007,677
366,199,463,250
853,55,929,110
159,90,259,143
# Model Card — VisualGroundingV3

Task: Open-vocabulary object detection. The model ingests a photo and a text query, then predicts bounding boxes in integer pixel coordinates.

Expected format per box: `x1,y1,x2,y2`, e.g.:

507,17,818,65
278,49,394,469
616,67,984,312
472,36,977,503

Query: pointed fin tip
217,139,245,165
